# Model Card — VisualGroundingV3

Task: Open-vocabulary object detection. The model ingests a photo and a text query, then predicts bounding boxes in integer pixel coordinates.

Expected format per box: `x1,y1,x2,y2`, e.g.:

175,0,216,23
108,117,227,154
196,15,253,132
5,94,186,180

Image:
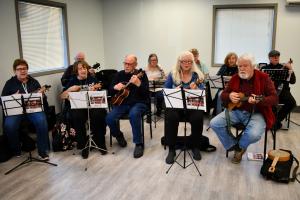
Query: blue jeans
105,103,148,144
210,109,266,150
4,112,49,155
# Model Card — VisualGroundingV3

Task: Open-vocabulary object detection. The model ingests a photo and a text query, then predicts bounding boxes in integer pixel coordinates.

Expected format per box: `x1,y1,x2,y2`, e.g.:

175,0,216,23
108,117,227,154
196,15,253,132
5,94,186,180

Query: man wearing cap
261,50,296,130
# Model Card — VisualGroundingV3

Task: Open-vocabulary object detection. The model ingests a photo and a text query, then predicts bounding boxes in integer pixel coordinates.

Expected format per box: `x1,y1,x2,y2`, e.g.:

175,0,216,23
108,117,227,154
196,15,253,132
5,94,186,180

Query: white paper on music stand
69,91,89,109
23,93,43,113
208,75,223,88
1,93,43,116
69,91,108,109
88,91,108,108
185,89,206,111
1,94,23,116
208,75,231,89
163,88,206,111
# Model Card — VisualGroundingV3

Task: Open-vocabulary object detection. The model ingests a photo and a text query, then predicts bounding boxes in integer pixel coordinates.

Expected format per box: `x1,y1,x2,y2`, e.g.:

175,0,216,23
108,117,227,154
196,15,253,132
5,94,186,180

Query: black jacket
109,70,149,105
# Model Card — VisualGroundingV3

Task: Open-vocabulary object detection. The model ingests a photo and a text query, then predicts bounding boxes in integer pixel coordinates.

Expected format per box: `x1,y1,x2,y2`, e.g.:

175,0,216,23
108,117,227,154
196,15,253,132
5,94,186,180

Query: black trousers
71,108,107,149
278,90,296,122
164,109,203,148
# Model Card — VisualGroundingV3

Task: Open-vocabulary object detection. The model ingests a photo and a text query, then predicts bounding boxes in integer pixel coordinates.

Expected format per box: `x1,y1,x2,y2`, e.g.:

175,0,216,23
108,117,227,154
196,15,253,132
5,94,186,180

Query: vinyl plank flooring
0,113,299,200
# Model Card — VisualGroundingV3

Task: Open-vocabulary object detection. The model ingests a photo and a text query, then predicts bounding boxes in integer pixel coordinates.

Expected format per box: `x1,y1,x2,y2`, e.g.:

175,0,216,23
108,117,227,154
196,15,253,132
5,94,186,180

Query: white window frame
212,4,278,67
15,0,70,76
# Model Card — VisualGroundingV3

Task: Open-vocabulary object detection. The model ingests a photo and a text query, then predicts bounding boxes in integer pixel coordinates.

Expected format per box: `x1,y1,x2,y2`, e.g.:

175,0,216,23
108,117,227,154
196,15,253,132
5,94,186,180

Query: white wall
0,0,105,133
102,0,300,103
0,0,299,133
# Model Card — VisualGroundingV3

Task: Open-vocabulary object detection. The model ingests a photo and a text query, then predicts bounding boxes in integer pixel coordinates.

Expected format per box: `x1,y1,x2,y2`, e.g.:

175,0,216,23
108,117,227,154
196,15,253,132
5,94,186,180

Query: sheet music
262,69,289,81
69,91,108,109
1,93,43,116
149,79,165,92
162,88,206,111
23,93,43,113
88,91,108,108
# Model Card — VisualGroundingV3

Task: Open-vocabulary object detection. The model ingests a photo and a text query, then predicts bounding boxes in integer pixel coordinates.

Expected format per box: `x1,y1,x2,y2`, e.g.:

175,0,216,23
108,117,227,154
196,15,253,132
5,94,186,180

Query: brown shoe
231,149,246,164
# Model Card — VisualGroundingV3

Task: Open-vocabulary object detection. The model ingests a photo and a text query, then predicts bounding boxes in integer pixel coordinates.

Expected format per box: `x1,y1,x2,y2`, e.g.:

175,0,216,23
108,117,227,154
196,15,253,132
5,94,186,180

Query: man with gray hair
61,52,95,87
210,54,278,164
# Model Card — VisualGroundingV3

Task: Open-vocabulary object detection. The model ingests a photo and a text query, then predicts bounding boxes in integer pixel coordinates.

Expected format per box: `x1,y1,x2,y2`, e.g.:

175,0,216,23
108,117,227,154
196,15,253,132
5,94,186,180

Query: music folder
162,88,206,111
1,93,43,116
69,90,108,109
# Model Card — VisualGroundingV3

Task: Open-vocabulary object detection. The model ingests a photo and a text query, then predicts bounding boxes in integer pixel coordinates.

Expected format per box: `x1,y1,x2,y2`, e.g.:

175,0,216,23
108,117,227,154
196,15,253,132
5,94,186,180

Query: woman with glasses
1,59,50,160
145,53,166,116
60,60,107,159
163,51,205,164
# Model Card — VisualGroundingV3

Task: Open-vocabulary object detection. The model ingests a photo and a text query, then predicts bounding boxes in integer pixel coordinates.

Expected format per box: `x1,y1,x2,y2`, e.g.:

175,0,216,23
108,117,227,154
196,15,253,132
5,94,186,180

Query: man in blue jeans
106,54,149,158
210,54,278,164
2,59,50,160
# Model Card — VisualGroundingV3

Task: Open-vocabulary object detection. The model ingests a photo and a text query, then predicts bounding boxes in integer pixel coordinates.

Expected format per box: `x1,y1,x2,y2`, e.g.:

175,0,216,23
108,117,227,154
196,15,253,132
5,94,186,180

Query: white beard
239,72,250,80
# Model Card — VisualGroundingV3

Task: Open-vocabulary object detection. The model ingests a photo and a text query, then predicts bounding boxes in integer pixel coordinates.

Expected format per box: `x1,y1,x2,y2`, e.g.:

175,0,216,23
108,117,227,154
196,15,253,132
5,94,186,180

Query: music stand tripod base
163,87,203,177
5,152,57,175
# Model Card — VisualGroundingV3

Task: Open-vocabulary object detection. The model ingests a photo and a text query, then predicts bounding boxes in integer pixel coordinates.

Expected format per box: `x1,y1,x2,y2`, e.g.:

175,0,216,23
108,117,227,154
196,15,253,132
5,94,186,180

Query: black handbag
260,149,299,183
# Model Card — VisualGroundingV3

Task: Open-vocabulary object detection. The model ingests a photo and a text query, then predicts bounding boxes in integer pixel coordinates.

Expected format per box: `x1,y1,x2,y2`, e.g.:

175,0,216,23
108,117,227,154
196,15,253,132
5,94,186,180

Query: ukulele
227,92,263,111
111,69,144,106
36,84,51,93
268,149,290,173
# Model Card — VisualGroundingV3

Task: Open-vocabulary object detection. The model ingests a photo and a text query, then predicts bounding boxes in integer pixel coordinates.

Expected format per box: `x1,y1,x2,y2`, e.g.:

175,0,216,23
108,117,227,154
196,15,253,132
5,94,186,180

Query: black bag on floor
161,135,216,152
0,135,13,163
260,149,299,183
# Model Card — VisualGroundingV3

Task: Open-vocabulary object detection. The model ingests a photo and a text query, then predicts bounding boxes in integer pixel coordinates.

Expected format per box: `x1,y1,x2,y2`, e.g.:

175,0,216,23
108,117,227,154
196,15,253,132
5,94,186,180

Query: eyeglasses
15,67,28,71
150,59,157,62
181,60,193,64
123,62,136,66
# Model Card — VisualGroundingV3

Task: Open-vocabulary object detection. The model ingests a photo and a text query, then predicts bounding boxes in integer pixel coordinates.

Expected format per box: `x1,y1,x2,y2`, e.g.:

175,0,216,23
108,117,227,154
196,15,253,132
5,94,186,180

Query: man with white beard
210,54,278,164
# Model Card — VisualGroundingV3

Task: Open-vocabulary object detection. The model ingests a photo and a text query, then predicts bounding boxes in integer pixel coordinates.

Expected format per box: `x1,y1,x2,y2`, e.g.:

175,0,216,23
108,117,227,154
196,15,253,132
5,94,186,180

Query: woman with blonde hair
163,51,205,164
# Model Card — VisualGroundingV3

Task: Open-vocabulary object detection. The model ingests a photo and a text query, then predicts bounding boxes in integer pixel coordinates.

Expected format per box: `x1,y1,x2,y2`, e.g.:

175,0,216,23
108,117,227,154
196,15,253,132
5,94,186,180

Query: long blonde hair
171,51,204,85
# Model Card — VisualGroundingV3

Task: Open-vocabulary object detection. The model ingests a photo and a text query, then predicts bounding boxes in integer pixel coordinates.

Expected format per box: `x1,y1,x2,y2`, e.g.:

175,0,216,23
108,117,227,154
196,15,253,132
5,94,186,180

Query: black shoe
99,143,107,155
81,148,89,159
116,132,127,147
274,122,282,131
133,144,144,158
156,109,162,117
39,153,49,161
165,149,176,164
146,116,151,124
192,148,201,161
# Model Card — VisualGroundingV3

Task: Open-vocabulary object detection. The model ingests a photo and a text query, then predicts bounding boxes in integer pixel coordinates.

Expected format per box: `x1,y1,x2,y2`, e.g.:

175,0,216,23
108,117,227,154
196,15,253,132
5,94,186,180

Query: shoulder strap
225,109,235,139
280,149,300,183
291,155,299,183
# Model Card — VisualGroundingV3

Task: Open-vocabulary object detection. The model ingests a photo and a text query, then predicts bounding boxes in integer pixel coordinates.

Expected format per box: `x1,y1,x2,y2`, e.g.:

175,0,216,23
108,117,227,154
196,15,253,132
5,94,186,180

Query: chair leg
263,129,268,161
141,116,145,145
149,114,153,139
287,112,291,129
110,132,112,147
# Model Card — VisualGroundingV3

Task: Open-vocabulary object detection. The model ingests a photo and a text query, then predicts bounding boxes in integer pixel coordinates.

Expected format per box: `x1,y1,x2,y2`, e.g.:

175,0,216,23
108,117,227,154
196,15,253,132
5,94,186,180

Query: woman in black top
212,52,238,115
61,61,107,159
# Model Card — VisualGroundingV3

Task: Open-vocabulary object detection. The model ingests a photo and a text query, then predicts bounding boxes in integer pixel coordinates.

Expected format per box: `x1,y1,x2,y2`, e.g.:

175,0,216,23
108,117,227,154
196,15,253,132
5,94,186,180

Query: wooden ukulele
36,84,51,93
111,69,144,106
227,92,263,111
268,149,290,173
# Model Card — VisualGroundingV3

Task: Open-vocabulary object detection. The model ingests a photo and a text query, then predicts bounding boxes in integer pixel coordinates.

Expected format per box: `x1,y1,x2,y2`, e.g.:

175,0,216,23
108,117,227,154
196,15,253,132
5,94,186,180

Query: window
16,0,69,75
212,4,277,66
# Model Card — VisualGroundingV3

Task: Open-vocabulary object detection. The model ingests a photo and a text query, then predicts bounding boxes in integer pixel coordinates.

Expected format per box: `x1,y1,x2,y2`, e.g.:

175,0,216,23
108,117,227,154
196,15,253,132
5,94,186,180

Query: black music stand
149,80,165,127
262,68,289,84
1,93,57,175
163,88,205,176
69,90,112,171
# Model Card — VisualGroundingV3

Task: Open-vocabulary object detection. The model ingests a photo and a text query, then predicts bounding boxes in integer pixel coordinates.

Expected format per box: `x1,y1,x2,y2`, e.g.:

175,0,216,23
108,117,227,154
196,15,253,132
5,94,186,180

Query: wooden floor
0,112,299,200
